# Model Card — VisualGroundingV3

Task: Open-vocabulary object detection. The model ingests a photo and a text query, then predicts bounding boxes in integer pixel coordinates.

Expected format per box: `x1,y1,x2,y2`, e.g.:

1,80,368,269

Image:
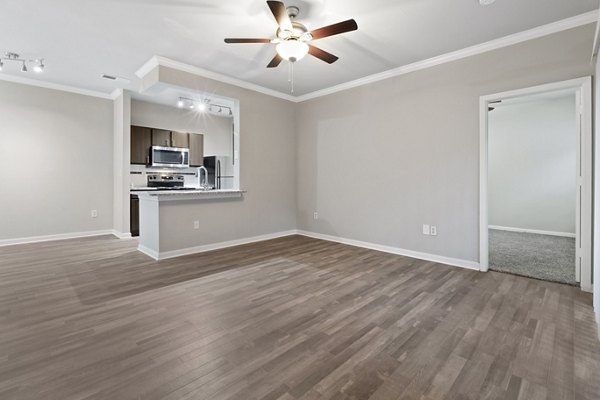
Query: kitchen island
136,189,245,260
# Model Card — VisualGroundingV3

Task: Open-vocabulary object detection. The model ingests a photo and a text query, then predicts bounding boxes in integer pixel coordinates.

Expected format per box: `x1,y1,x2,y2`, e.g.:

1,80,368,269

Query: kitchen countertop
135,189,245,201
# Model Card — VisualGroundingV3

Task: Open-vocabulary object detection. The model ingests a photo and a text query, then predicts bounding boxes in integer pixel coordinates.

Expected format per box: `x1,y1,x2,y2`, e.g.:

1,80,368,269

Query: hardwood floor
0,235,599,400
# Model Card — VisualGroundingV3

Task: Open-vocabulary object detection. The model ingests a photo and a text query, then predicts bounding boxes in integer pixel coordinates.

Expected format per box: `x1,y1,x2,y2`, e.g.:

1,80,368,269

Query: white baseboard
139,230,298,260
112,230,133,239
296,230,481,271
138,228,480,271
488,225,575,238
138,244,160,260
0,229,115,247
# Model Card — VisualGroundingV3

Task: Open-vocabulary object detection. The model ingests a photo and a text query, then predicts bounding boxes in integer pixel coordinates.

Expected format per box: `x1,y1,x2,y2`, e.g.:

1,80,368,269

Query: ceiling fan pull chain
291,62,295,94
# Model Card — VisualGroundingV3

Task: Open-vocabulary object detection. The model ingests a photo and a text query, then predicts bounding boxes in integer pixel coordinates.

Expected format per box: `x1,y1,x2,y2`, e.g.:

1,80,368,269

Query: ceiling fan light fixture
276,40,309,62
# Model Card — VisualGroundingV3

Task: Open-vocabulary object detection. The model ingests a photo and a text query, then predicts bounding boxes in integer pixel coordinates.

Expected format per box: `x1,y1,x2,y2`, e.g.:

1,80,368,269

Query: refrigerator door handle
216,160,221,189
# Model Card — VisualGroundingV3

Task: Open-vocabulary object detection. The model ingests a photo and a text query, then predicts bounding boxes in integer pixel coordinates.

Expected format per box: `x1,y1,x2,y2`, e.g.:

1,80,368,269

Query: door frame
479,76,593,292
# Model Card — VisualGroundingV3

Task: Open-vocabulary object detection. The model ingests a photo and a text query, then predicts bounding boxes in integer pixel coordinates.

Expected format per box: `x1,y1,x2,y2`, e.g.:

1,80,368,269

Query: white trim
134,12,597,104
0,230,116,247
137,190,245,202
138,230,297,260
141,56,297,102
488,225,576,238
294,11,598,102
137,228,481,271
110,88,123,100
479,76,593,292
296,230,480,271
0,11,593,104
138,244,160,260
591,9,600,62
0,73,114,99
111,230,133,239
134,57,159,79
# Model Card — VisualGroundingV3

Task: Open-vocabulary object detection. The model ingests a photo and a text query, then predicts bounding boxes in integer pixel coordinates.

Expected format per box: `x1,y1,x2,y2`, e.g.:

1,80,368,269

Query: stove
147,173,186,189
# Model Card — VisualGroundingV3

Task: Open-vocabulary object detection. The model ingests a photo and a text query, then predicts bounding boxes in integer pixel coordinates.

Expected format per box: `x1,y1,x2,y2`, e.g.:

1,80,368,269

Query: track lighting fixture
176,97,233,117
0,52,45,74
33,60,44,73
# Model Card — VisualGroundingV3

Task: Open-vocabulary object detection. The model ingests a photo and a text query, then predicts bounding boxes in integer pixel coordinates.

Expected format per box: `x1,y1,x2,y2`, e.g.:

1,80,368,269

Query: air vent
100,74,131,84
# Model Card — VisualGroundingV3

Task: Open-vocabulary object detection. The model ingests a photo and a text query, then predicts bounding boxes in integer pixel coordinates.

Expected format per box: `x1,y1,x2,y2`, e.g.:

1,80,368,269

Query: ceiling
0,0,598,99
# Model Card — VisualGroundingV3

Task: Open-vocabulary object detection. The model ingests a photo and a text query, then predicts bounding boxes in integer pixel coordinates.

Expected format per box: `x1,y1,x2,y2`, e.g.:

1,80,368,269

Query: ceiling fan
224,0,358,68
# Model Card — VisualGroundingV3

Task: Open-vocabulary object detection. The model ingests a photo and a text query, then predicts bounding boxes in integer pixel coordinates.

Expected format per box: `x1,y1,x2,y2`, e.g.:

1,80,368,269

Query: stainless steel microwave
150,146,189,168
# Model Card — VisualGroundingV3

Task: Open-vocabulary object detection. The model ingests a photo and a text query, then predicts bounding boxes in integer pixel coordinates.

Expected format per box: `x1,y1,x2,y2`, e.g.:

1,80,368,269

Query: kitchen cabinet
130,126,152,165
151,129,189,148
152,129,171,147
189,133,204,167
171,131,189,148
130,195,139,237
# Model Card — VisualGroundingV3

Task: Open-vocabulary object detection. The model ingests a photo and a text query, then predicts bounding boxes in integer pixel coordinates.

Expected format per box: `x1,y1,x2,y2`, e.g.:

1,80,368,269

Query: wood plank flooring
0,234,599,400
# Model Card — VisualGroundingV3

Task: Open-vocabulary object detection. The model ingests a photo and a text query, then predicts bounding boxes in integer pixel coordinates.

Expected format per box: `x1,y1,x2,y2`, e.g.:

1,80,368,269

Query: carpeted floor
489,229,577,285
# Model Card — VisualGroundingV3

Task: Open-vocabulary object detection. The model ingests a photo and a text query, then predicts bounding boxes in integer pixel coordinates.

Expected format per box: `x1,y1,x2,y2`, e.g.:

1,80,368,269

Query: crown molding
136,55,297,102
0,73,114,99
591,10,600,62
134,56,159,79
295,10,599,102
2,10,596,103
110,88,124,100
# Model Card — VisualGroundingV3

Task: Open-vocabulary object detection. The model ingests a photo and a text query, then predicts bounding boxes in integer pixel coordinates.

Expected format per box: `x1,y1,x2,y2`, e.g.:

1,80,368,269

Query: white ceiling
0,0,598,98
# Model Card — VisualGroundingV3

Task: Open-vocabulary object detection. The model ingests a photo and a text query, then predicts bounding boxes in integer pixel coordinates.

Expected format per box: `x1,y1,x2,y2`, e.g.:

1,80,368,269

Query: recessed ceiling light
479,0,496,5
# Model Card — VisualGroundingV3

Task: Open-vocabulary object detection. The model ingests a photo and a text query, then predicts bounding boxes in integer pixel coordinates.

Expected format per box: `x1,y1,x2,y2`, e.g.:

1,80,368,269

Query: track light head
21,61,27,73
0,60,3,71
33,60,44,73
177,98,184,108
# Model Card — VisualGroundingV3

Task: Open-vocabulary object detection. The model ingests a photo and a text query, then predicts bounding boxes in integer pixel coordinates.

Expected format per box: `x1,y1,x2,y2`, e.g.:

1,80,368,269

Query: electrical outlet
430,225,437,236
91,210,98,218
313,212,319,220
422,224,430,235
193,221,200,230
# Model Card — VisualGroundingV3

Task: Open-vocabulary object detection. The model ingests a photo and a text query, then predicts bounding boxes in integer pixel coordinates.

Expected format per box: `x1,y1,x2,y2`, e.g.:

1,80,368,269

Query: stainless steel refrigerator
203,155,234,190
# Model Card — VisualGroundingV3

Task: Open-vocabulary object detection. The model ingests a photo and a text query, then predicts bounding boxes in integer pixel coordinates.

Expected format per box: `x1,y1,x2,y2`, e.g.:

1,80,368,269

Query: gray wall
0,80,114,240
488,95,576,234
142,66,297,247
295,25,594,263
131,99,233,157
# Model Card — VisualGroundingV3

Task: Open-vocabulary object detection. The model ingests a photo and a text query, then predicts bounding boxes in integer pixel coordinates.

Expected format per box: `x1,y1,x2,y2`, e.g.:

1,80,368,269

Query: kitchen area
127,93,244,258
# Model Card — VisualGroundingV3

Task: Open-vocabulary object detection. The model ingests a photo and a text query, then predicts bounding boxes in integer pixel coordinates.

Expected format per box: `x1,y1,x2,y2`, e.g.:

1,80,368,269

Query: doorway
479,77,592,291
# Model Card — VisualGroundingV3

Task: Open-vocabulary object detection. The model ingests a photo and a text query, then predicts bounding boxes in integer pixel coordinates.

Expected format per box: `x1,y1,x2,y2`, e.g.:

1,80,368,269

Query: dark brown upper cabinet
171,131,189,148
189,133,204,167
130,126,152,165
151,129,171,147
131,125,203,166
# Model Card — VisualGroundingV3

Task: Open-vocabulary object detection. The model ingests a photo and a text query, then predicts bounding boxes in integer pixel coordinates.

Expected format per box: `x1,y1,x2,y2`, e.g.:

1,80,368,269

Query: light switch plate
430,225,437,236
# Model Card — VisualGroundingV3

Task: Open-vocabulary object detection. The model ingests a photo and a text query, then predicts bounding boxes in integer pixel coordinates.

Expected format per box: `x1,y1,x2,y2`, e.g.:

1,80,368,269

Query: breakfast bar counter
136,190,246,259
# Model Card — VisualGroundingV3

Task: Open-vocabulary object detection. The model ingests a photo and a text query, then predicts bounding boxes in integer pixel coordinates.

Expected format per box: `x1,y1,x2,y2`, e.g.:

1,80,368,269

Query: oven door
151,146,189,168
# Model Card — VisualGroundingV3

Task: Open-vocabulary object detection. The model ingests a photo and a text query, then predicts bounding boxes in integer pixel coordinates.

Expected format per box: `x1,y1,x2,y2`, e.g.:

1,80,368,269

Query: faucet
197,166,209,189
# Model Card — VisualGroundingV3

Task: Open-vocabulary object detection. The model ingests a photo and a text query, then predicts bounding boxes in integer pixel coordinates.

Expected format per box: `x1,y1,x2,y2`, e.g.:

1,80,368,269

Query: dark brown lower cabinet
130,195,139,237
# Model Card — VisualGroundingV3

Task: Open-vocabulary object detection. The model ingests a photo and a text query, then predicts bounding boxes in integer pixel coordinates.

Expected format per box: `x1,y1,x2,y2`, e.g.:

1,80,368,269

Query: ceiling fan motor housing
277,21,309,40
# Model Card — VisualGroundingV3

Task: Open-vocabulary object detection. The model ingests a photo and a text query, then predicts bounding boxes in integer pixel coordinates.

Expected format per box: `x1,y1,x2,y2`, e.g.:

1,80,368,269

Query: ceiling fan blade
267,53,283,68
310,19,358,40
224,38,272,44
308,45,339,64
267,1,293,31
